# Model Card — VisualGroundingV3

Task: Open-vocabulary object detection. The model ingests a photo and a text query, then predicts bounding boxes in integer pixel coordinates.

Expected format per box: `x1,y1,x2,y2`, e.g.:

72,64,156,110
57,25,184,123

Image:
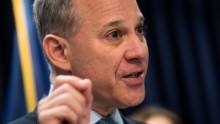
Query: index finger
54,75,92,102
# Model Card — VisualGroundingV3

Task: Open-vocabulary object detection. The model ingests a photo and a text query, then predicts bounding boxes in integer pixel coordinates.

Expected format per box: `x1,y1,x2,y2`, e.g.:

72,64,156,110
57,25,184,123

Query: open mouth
123,71,143,78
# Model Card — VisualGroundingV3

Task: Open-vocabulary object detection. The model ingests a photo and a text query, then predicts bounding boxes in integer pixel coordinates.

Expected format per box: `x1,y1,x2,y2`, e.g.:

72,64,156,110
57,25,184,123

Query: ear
43,34,71,72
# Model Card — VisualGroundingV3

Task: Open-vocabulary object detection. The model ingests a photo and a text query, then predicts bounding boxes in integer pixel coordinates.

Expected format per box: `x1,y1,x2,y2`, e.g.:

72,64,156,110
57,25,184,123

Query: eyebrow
103,20,124,28
105,15,145,26
102,15,145,30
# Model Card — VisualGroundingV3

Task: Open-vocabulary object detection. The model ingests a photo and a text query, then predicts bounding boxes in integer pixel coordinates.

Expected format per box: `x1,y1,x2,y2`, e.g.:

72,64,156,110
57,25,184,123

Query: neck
92,103,116,117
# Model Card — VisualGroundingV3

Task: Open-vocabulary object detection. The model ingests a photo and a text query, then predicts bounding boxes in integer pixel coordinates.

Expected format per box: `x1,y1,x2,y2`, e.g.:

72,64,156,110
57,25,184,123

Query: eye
136,25,147,36
106,30,123,41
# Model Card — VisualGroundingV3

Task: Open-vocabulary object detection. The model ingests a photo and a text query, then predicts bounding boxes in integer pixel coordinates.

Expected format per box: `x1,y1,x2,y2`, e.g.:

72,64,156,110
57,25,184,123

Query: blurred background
0,0,220,124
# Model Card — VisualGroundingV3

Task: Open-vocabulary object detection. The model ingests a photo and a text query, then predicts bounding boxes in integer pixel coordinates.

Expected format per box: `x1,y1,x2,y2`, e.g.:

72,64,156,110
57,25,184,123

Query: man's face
67,0,148,111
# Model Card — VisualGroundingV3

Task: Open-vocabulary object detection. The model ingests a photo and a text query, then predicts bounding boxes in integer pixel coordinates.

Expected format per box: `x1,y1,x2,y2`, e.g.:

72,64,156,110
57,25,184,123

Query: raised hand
38,75,93,124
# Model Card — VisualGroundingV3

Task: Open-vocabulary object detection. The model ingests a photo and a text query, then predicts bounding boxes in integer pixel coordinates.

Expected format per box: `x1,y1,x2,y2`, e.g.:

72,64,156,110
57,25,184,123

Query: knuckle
62,83,72,91
62,93,73,102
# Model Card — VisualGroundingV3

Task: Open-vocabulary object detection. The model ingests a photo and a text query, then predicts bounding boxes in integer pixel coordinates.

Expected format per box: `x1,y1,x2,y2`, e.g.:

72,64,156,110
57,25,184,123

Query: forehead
73,0,143,24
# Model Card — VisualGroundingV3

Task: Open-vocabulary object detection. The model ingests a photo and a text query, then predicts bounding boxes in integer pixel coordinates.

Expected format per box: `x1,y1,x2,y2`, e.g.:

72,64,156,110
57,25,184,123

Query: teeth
128,73,138,78
124,72,143,78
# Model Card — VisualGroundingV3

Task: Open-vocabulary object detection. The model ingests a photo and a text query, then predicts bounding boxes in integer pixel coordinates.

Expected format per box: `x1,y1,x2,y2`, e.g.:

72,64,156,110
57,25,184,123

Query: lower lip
122,74,145,86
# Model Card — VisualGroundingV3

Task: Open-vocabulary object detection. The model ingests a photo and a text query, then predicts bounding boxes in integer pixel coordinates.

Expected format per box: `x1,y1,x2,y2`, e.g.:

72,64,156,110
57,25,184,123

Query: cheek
92,48,123,76
107,77,145,109
89,52,124,96
71,49,120,83
91,54,120,85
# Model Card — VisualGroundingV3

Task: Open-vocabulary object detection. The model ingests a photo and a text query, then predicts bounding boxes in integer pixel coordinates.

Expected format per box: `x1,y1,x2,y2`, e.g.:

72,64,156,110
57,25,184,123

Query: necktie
95,116,119,124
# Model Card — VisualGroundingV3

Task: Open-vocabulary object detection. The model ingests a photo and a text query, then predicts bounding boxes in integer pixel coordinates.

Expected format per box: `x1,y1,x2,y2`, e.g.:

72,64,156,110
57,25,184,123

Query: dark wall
0,0,15,119
131,0,220,124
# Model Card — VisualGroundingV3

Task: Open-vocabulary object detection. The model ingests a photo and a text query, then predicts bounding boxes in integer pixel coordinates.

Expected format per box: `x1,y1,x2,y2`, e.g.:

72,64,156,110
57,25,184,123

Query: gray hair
33,0,80,77
33,0,78,41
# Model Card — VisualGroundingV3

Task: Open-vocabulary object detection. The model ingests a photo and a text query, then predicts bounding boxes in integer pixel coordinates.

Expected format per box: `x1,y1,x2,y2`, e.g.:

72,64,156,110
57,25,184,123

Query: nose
124,34,148,63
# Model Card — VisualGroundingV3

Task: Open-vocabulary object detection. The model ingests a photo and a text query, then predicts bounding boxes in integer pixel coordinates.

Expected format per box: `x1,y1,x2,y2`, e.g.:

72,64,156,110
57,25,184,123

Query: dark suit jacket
9,111,38,124
9,110,144,124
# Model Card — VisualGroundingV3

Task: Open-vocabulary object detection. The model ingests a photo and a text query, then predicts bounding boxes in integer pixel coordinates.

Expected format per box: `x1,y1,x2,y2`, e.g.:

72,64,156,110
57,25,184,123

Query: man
10,0,148,123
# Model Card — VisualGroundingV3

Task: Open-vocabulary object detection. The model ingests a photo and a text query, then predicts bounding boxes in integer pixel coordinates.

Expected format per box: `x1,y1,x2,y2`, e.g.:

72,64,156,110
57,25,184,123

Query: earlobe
43,34,71,71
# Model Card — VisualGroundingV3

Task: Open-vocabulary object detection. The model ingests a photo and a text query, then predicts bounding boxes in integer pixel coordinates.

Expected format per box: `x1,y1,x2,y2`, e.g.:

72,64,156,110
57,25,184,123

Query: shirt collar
48,84,53,95
90,109,124,124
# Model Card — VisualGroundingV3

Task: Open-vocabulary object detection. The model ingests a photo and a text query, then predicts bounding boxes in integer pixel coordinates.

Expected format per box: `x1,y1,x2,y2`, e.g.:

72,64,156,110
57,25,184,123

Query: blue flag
3,0,50,123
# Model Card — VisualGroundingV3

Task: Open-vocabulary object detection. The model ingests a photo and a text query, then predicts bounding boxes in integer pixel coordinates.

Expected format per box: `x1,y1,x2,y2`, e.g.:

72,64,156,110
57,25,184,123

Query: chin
130,95,145,106
118,93,145,109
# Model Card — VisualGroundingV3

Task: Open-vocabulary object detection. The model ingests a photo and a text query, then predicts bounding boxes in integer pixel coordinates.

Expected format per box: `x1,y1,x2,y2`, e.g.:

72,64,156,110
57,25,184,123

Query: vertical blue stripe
3,33,26,123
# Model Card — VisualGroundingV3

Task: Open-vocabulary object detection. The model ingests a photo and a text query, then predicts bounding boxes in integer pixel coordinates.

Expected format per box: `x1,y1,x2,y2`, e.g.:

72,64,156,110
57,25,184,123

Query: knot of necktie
95,116,119,124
